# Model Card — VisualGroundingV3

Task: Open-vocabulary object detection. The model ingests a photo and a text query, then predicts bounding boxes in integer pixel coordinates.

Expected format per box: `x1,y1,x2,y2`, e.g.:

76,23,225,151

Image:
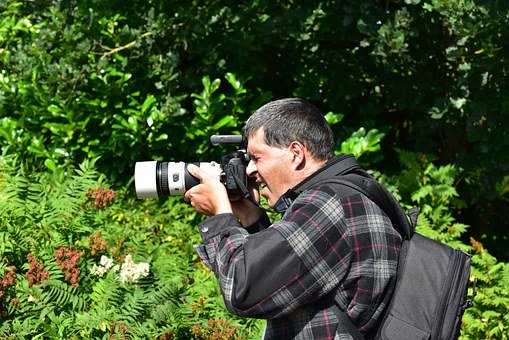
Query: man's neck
288,158,328,190
272,157,333,213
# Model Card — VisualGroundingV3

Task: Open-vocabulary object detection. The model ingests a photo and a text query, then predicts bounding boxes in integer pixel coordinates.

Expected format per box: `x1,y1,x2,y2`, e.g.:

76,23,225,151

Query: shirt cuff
199,213,242,241
195,243,214,269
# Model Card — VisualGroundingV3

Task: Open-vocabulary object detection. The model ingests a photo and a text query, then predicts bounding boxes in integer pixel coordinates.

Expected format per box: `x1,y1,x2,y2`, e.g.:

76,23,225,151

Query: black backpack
291,155,472,340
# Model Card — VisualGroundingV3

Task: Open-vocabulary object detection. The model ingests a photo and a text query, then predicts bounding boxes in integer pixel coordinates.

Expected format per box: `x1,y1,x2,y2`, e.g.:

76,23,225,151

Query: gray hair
244,98,335,161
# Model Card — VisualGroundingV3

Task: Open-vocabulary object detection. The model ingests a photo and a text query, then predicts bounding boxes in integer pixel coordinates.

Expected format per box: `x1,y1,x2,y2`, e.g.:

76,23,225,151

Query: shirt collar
272,155,355,213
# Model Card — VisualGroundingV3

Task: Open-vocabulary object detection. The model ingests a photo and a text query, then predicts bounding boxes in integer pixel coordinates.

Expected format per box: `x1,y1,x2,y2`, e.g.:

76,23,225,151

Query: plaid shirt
196,183,401,339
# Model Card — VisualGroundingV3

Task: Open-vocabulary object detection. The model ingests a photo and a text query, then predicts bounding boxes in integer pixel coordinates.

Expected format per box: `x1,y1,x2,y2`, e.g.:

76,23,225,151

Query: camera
134,135,250,200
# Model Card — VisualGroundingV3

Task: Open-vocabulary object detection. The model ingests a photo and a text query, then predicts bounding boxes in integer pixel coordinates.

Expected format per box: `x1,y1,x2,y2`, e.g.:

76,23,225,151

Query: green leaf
325,111,344,125
450,97,467,110
498,176,509,196
212,115,236,130
47,104,62,117
225,72,246,95
338,128,385,158
141,95,156,114
210,78,221,93
155,133,168,141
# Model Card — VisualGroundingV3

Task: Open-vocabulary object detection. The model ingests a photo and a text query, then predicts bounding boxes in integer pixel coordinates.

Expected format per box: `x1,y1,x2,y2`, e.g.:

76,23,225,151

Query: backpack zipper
431,250,462,339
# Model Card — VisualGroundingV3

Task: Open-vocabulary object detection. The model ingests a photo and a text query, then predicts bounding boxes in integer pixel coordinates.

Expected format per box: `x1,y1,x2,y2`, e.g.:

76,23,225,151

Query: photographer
185,98,402,339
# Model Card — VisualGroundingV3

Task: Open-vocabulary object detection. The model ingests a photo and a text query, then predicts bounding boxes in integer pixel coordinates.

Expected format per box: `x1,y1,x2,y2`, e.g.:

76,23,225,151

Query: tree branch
100,32,153,59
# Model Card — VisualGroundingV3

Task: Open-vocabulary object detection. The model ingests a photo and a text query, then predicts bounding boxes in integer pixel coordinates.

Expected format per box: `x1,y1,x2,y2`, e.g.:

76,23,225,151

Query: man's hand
230,182,264,227
185,164,265,228
184,164,232,216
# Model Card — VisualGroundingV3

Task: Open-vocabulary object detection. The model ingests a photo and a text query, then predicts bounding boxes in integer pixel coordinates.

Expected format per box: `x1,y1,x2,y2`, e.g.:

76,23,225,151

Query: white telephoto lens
167,162,186,195
199,162,222,181
135,161,158,198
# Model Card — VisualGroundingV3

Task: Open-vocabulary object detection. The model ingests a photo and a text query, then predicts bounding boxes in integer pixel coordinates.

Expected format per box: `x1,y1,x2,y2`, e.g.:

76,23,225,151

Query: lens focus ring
156,162,170,196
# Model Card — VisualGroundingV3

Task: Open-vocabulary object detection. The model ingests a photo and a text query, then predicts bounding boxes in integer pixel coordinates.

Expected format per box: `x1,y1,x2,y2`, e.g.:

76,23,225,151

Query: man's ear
288,141,306,170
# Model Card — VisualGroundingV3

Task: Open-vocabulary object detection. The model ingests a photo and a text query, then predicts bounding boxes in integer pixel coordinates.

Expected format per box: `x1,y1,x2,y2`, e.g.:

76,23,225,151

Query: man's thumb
186,164,202,181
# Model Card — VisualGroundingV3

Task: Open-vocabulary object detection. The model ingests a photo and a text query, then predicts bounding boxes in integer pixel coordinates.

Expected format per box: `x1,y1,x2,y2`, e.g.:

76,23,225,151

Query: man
185,98,401,339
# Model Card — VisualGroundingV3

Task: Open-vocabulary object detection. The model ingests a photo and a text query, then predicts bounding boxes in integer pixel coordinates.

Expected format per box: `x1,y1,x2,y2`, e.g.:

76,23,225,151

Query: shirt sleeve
195,186,353,319
245,211,271,234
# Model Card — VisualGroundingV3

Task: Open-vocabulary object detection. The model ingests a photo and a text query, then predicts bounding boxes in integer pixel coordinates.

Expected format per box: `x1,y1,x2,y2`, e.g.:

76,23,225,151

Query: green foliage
187,73,248,157
0,156,263,339
324,111,344,126
397,152,469,248
1,0,507,252
0,0,508,337
338,127,385,159
0,1,249,183
463,247,509,339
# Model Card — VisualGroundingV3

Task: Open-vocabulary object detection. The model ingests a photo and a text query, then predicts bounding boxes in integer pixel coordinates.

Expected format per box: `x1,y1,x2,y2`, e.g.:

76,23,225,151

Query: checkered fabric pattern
196,184,401,339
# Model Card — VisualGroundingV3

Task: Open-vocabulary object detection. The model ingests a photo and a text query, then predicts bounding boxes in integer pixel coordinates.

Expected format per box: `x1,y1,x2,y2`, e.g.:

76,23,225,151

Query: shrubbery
0,155,264,338
0,147,507,338
0,0,508,338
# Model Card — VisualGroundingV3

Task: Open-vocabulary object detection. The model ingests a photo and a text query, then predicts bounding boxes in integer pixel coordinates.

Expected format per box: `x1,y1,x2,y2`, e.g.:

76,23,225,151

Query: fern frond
47,311,78,338
123,320,161,339
0,231,17,258
3,316,44,338
119,288,148,323
0,321,10,337
35,247,64,281
90,273,122,309
136,270,156,291
74,307,115,336
0,155,29,221
150,300,182,324
147,283,186,306
40,280,88,312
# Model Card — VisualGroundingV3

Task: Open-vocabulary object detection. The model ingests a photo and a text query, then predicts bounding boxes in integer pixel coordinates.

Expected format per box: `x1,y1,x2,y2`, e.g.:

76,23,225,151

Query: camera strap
232,173,258,205
231,172,276,215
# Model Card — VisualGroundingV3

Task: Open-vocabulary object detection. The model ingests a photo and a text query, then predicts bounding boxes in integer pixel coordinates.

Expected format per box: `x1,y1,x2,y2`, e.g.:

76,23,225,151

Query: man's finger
184,191,191,203
184,186,196,202
187,164,203,181
250,186,260,204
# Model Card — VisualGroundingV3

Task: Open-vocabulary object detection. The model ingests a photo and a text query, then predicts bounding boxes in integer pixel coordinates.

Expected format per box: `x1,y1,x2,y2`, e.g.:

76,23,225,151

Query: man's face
246,128,294,207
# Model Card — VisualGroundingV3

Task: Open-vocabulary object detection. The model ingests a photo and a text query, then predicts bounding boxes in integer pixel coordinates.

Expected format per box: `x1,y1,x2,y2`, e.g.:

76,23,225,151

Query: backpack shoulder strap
292,155,415,240
316,176,414,240
337,311,366,340
294,154,362,191
323,174,417,240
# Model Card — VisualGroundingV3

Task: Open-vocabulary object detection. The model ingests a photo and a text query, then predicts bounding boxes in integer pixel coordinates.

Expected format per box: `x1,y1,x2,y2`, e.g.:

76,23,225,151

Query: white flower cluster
90,255,118,277
90,254,150,283
118,254,150,284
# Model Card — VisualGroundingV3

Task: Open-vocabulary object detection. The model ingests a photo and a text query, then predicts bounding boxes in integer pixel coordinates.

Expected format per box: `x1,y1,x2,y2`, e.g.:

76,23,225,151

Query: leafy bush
0,0,508,338
0,132,506,338
0,155,263,338
0,1,256,183
1,0,508,257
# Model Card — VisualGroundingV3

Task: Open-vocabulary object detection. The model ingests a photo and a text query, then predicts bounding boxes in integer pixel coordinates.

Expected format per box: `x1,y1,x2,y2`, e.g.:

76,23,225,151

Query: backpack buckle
407,207,420,230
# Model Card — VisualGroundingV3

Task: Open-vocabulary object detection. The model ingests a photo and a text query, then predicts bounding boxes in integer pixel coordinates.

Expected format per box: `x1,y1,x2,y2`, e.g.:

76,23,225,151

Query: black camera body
219,150,250,199
134,135,249,200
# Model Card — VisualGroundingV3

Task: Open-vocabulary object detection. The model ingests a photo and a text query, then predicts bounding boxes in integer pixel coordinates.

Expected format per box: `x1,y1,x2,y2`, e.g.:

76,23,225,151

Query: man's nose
246,159,257,177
